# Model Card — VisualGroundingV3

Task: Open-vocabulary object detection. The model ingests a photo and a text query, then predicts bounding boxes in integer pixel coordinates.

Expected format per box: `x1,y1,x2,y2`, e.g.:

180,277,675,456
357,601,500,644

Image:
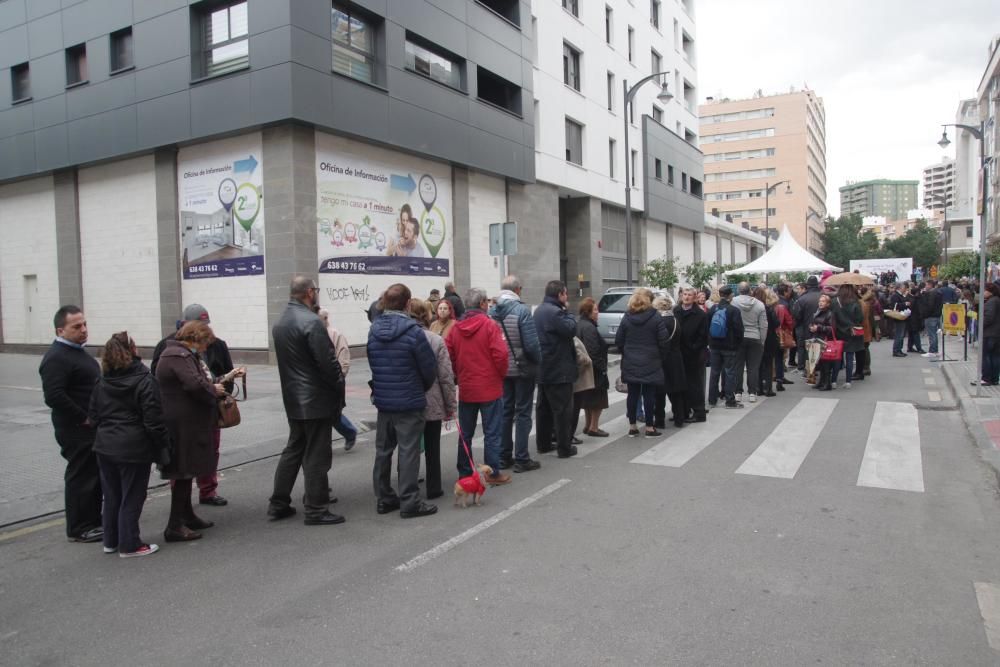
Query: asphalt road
1,346,999,665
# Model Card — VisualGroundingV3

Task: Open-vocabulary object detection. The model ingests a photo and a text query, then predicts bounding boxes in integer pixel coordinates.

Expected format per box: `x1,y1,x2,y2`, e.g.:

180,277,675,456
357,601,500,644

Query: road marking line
921,369,931,374
924,377,936,386
0,385,43,392
735,398,837,479
975,582,1000,651
631,398,763,467
857,401,924,492
0,518,65,542
395,478,571,573
928,391,941,402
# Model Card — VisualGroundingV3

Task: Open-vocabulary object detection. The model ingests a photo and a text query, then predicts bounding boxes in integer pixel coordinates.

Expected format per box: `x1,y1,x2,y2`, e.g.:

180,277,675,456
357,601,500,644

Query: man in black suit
39,305,103,543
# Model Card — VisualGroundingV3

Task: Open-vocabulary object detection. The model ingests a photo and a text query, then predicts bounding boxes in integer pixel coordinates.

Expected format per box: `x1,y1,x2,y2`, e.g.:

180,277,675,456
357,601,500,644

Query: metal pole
623,79,633,286
765,183,770,251
976,123,988,396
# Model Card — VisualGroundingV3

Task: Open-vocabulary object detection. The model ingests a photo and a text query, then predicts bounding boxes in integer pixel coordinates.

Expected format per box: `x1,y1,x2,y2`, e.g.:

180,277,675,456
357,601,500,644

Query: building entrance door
23,275,44,343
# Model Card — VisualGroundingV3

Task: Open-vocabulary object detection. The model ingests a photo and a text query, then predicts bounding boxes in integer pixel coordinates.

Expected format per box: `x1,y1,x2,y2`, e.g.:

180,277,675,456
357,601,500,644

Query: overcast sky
696,0,998,216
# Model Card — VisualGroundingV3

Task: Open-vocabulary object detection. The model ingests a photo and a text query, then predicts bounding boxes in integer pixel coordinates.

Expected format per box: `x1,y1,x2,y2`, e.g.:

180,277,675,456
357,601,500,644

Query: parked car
596,286,671,346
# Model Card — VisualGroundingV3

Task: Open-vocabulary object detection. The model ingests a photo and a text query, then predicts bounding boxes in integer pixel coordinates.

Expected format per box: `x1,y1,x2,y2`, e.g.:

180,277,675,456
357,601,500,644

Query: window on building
193,0,249,79
767,207,776,216
562,0,578,17
650,0,661,29
332,3,377,83
563,43,581,91
606,71,615,111
689,179,702,198
631,150,638,186
652,105,662,123
605,6,613,43
967,226,973,238
681,172,688,192
627,26,634,62
667,165,674,185
477,0,520,24
406,35,462,89
609,138,616,179
110,27,134,73
477,67,521,115
654,159,662,180
65,43,87,86
11,62,30,102
651,49,661,83
565,118,583,165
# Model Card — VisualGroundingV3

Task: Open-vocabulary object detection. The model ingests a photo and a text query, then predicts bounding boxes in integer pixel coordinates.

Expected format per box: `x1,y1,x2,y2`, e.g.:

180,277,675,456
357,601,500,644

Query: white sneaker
831,382,839,390
844,382,852,389
748,393,757,403
921,352,933,358
735,393,743,402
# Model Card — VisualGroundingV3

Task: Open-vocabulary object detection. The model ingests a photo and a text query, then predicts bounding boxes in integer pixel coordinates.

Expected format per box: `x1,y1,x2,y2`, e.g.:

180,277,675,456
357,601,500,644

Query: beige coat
324,325,351,377
573,336,595,393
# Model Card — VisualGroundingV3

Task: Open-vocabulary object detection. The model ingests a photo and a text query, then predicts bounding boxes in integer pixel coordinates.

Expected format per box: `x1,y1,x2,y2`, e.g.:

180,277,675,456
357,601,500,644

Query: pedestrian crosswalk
632,397,926,493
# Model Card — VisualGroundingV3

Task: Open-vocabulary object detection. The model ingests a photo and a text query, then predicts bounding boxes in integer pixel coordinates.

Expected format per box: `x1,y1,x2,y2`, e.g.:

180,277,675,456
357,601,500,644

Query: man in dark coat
533,280,579,458
368,283,439,518
39,305,103,543
792,276,821,373
674,288,709,422
150,303,235,507
888,282,910,357
268,276,346,526
708,286,745,409
920,279,944,360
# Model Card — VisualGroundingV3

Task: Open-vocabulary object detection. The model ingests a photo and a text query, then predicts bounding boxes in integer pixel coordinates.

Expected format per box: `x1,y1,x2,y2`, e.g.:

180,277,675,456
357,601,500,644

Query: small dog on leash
454,464,493,508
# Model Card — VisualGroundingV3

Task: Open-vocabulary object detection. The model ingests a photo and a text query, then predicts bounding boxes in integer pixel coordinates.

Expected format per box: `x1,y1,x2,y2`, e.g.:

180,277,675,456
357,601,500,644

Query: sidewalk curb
940,362,1000,487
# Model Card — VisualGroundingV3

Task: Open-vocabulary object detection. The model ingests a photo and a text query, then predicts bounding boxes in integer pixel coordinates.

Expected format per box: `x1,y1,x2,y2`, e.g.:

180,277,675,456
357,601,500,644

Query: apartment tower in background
922,156,955,215
698,89,828,254
839,179,918,220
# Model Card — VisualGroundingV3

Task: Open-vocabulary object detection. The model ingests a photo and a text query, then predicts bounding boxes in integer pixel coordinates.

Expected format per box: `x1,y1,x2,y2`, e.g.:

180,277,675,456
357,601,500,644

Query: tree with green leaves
819,214,881,269
639,256,680,290
683,260,718,289
882,219,940,270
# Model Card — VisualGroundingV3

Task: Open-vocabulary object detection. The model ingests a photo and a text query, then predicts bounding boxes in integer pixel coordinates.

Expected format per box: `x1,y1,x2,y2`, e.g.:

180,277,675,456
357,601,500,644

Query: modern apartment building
532,0,712,291
698,89,828,254
952,98,981,249
839,179,918,220
976,35,999,243
0,0,538,354
921,156,955,214
0,0,764,355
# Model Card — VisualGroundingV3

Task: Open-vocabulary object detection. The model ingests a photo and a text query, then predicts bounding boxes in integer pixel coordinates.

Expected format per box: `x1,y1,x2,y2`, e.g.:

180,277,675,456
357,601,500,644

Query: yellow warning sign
942,303,966,334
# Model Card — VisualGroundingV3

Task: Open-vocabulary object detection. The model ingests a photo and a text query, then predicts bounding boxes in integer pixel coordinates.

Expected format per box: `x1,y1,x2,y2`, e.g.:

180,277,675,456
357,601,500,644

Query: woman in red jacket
774,286,796,390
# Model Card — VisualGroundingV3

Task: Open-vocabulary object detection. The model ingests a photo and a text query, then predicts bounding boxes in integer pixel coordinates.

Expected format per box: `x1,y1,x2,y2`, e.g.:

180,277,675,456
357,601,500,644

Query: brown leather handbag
217,376,245,429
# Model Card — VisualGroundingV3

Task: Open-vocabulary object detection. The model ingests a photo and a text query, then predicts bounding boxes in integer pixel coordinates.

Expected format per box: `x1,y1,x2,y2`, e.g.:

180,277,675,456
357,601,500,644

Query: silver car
596,287,670,346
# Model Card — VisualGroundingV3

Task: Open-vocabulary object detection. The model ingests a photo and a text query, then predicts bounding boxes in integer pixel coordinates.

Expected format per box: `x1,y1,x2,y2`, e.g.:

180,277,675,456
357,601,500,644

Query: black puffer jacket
533,296,578,385
88,359,171,464
272,300,344,420
615,308,670,385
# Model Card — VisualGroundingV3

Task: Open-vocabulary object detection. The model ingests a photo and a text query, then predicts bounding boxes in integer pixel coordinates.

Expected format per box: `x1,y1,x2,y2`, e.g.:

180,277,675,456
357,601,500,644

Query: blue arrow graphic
234,155,258,175
390,173,416,194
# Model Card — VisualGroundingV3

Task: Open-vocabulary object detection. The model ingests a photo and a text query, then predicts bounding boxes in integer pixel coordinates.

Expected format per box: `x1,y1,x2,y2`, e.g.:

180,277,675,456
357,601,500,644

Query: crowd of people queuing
37,269,997,559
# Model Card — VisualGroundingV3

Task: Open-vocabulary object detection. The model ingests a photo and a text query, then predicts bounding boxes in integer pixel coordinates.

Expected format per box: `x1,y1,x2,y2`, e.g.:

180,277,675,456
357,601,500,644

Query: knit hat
182,303,211,323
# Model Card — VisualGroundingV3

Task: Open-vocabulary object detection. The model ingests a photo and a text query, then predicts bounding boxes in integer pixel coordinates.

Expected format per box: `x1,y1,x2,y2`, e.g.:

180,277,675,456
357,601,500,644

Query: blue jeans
502,377,535,463
924,317,940,354
708,349,737,404
457,399,503,477
333,414,357,441
626,383,657,426
893,321,906,354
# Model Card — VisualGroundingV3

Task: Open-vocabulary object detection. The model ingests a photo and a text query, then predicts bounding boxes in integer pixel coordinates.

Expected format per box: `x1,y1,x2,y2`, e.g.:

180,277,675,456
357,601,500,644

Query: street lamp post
763,180,792,250
623,71,673,286
937,122,990,395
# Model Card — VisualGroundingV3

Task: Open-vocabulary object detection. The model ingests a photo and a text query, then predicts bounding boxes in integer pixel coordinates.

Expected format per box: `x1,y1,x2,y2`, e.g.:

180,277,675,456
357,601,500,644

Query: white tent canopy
723,225,841,275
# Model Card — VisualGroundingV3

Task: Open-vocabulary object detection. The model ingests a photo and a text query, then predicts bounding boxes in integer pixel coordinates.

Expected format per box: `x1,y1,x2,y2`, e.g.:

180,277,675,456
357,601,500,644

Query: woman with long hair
575,297,610,437
155,321,226,542
409,298,457,499
754,286,781,397
673,288,709,423
615,288,670,437
833,284,864,388
88,332,170,558
430,298,457,339
652,295,686,429
809,294,837,391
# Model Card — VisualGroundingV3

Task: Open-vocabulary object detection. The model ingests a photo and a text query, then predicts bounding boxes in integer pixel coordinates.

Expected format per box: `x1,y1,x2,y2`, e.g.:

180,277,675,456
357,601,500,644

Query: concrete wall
507,181,560,306
467,171,507,293
0,175,59,343
672,227,695,265
642,116,705,232
78,154,161,346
